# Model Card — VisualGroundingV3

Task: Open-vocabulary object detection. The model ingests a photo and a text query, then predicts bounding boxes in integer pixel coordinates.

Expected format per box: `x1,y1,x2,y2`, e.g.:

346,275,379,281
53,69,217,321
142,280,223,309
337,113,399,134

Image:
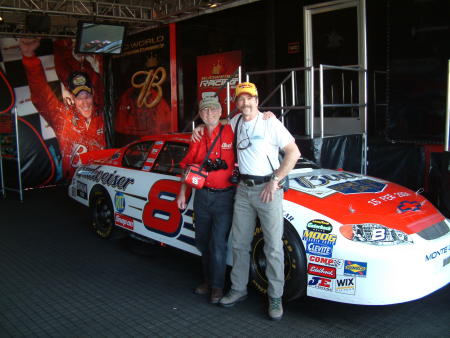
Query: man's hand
191,124,205,142
262,111,276,120
18,38,41,57
260,179,280,203
176,183,187,209
63,96,75,107
176,194,187,210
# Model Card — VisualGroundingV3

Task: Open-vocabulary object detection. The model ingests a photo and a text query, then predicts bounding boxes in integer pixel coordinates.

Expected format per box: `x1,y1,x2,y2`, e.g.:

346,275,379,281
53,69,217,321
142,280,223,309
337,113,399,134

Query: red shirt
22,55,106,179
181,124,235,189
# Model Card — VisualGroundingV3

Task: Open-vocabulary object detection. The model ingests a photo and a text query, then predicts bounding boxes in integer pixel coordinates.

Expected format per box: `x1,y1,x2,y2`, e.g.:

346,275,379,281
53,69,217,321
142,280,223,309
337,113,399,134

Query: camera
229,167,240,184
205,158,228,172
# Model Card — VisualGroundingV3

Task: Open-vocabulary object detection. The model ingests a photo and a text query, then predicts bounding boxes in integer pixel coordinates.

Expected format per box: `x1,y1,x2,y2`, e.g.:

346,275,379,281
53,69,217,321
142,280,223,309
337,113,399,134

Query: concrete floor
1,186,449,337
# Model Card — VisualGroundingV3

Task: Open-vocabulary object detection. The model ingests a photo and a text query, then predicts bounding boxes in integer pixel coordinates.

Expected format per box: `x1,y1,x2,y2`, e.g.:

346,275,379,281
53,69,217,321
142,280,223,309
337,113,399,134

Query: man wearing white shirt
219,82,300,320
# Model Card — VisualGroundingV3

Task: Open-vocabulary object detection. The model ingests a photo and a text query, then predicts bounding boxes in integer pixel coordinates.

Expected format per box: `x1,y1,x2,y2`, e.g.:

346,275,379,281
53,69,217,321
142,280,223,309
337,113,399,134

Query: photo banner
197,51,241,118
0,37,106,186
112,25,176,146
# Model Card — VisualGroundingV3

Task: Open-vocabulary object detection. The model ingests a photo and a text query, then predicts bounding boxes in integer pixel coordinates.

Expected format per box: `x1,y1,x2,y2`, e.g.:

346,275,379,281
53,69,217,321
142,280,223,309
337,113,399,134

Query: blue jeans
193,188,234,289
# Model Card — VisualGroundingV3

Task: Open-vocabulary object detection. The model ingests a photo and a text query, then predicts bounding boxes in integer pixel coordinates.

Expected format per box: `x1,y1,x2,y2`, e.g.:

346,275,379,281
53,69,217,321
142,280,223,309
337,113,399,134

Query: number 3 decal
142,179,192,236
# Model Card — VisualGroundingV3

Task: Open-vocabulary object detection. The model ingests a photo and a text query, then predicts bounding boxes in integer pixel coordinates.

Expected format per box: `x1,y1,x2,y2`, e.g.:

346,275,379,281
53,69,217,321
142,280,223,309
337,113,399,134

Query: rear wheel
91,189,115,238
250,221,307,301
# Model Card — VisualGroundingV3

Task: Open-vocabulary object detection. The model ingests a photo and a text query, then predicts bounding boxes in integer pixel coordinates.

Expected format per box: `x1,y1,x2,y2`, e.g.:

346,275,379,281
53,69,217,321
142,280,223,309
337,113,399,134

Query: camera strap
199,124,224,170
233,114,243,162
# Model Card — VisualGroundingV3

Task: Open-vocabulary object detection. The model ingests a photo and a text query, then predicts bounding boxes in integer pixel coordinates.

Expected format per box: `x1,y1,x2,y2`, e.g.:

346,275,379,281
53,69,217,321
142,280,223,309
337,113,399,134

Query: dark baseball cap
67,71,93,96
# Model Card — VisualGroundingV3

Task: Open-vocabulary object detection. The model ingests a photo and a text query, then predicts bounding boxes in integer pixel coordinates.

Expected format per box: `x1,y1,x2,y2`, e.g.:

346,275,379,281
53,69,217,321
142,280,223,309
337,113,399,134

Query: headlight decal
340,223,413,245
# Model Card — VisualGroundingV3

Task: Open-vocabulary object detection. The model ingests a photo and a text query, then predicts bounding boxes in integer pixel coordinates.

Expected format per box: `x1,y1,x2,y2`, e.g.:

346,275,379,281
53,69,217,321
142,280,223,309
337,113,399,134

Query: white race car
68,133,450,305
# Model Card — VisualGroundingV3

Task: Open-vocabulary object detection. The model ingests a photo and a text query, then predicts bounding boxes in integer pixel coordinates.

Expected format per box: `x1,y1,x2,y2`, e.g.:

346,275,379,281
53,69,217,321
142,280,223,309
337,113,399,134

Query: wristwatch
271,173,280,182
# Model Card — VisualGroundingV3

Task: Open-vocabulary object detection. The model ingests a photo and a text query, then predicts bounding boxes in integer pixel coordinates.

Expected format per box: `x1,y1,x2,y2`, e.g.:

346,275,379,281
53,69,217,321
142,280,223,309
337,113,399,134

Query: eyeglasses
237,128,252,150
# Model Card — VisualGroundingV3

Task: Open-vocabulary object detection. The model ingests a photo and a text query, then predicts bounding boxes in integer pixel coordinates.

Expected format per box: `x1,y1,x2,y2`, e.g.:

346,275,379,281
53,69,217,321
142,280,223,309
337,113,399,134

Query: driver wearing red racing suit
19,38,106,180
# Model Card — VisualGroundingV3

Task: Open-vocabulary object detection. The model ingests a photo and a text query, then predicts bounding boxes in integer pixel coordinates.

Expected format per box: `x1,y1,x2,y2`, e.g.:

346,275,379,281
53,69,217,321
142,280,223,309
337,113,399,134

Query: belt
240,174,271,187
203,186,234,193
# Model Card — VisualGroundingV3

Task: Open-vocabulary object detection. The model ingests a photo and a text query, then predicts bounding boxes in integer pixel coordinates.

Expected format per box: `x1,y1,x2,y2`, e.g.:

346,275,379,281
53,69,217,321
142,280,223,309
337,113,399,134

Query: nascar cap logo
235,82,258,99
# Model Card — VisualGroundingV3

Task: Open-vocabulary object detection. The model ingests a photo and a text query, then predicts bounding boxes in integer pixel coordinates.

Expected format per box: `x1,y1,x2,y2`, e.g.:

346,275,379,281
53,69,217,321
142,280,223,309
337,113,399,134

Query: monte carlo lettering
425,244,450,262
76,166,135,190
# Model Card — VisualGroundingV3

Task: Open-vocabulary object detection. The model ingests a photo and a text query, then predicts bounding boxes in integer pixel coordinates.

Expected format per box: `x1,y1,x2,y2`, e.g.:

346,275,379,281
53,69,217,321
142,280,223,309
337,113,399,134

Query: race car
68,133,450,305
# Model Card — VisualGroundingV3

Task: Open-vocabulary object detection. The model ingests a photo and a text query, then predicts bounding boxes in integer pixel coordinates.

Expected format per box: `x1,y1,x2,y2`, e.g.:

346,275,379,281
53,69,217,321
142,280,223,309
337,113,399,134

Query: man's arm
260,141,300,203
273,141,301,181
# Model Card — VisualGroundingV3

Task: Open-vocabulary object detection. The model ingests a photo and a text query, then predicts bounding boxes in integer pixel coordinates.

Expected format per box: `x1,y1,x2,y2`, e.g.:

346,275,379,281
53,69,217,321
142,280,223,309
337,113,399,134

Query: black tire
91,188,115,238
250,221,307,302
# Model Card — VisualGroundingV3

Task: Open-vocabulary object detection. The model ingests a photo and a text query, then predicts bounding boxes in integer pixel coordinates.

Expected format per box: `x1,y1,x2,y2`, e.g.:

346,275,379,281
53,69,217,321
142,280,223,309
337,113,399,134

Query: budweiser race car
68,133,450,305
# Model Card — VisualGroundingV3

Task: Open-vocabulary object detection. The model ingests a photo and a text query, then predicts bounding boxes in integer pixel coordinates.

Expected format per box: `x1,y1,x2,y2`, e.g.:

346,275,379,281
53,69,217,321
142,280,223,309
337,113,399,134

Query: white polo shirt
230,112,294,176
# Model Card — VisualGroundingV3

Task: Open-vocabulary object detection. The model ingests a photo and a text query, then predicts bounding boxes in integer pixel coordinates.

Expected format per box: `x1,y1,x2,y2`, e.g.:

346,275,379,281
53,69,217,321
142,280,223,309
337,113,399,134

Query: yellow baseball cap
235,82,258,99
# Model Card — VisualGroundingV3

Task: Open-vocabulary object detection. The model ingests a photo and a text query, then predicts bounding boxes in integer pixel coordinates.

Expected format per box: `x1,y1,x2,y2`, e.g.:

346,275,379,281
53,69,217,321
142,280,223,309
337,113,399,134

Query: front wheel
250,221,307,302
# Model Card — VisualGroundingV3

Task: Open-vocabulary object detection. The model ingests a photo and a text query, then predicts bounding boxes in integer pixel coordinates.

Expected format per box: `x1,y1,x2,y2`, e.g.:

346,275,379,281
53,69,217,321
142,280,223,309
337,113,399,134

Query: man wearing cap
219,82,300,320
19,38,106,179
176,96,235,304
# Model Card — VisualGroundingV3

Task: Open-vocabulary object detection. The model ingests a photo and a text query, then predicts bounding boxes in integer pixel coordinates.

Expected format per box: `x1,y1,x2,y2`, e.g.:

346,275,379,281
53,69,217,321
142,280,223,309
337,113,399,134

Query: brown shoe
194,282,210,295
210,288,223,304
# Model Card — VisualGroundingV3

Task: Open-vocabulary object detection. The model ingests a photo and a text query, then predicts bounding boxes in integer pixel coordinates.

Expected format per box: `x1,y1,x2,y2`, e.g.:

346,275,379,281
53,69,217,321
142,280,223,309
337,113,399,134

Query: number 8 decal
142,179,192,236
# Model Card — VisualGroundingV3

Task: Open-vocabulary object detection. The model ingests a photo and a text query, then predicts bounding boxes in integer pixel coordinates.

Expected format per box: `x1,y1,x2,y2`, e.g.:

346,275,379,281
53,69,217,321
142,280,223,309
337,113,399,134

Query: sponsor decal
344,260,367,277
302,230,337,245
367,191,411,206
425,244,450,262
306,242,334,257
283,212,294,222
307,219,332,233
334,277,356,295
397,200,422,213
76,166,135,191
309,255,342,267
155,141,163,145
329,179,386,194
115,191,126,213
147,158,155,163
291,172,361,198
308,263,337,278
115,213,134,230
111,152,121,160
221,142,232,150
308,276,332,291
151,148,159,154
76,181,87,199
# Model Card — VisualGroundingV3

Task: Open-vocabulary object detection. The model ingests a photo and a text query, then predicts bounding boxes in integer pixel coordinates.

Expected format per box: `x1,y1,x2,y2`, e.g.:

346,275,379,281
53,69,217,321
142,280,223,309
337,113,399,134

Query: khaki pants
229,182,284,298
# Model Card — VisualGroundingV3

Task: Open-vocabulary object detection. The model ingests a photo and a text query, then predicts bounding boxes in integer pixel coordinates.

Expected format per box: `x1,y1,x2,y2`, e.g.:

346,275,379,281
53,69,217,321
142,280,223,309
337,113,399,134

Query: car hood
285,169,444,234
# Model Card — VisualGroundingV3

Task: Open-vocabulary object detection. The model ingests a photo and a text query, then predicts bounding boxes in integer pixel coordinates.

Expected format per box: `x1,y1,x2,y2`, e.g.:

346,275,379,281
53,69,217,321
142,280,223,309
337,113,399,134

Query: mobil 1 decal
303,230,337,258
307,219,332,233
